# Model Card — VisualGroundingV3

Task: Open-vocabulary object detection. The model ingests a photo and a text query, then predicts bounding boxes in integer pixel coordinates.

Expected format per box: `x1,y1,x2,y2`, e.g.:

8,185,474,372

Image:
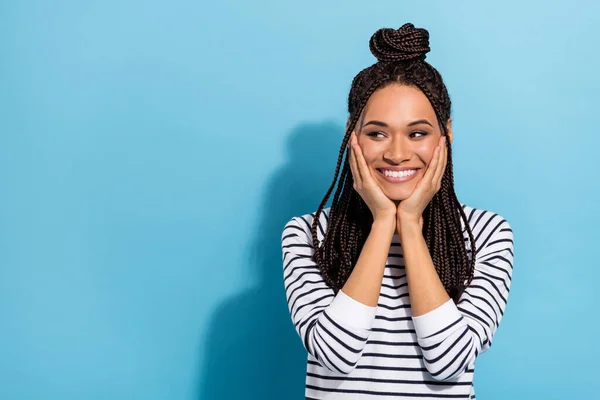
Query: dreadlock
310,23,477,304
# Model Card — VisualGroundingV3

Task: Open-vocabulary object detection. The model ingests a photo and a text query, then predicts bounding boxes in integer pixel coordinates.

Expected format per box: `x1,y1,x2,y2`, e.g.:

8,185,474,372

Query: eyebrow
407,119,434,128
362,120,388,129
362,119,434,129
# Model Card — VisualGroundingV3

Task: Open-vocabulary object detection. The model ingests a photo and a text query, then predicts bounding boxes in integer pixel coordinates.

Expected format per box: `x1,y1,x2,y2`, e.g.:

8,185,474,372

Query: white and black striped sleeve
282,216,377,374
411,217,514,381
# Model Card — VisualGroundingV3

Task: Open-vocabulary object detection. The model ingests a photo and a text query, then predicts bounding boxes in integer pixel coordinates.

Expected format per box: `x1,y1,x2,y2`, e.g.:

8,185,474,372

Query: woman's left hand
397,135,448,228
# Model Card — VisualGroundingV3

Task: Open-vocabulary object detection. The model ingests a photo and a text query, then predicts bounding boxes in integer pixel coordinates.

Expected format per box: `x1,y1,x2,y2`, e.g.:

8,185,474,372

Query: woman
281,23,514,399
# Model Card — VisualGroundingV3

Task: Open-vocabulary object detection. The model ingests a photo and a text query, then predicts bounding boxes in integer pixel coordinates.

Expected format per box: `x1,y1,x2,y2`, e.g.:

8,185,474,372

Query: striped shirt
281,204,514,399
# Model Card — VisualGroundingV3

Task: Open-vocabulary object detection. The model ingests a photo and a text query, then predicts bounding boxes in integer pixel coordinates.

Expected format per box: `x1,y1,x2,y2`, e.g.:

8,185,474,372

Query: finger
422,142,442,184
352,133,374,184
348,133,362,186
432,136,447,185
349,147,362,186
351,132,365,183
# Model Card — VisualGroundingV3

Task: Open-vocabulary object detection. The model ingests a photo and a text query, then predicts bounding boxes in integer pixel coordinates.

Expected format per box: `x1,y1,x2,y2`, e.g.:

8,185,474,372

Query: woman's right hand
348,131,396,222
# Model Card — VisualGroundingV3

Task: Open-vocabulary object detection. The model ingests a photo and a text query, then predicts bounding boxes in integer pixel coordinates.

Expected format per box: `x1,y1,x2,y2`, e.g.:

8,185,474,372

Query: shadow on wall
198,121,345,400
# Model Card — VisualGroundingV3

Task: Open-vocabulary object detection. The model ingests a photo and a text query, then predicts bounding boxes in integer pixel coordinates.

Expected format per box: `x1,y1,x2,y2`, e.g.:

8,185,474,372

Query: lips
377,167,420,172
376,168,421,183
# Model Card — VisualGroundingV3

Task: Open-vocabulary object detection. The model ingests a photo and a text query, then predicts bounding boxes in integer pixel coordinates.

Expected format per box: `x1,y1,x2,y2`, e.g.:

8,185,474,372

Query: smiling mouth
376,168,420,183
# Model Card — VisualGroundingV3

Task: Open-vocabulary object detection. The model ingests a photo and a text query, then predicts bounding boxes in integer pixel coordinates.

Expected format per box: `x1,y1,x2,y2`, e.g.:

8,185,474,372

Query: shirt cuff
326,289,377,331
412,298,463,339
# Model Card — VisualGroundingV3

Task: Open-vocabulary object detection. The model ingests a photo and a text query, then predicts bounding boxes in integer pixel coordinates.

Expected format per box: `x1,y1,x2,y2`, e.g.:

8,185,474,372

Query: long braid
311,23,477,303
412,63,477,301
312,74,386,289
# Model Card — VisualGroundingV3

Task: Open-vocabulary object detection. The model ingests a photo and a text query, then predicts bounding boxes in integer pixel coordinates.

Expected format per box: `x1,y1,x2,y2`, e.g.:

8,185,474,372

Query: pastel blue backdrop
1,1,598,399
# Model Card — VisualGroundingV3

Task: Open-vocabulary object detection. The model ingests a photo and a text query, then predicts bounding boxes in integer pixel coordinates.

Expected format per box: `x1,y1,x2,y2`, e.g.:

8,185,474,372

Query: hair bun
369,23,430,62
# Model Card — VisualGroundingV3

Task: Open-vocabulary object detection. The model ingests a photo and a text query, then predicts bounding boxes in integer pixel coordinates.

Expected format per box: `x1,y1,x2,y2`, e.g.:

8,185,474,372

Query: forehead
361,84,437,126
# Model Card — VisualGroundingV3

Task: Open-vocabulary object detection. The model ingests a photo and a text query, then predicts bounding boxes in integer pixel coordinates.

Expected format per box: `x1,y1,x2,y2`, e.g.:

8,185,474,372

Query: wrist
373,210,396,223
397,212,422,226
372,215,396,234
397,214,423,239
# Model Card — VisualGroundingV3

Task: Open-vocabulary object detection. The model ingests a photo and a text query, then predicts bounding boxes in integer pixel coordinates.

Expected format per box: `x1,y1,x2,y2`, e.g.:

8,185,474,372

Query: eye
365,131,385,138
410,131,428,138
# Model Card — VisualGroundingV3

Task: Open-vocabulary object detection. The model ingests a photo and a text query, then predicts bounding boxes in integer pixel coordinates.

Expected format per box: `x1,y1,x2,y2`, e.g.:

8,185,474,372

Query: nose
382,136,411,165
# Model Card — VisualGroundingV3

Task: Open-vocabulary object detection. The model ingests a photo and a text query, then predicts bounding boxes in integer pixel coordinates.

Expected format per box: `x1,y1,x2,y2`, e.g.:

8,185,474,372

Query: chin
388,194,410,202
381,181,418,202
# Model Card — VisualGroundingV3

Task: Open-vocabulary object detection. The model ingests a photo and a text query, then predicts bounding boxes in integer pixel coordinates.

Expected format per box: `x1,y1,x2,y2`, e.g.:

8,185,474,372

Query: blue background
1,1,599,399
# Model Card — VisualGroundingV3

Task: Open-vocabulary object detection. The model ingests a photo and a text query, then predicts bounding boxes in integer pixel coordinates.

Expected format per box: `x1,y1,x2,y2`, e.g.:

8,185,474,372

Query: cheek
358,143,379,164
416,141,438,165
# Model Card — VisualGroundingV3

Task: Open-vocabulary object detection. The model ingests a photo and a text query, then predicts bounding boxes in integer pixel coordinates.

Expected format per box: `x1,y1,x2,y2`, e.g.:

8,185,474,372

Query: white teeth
383,169,416,178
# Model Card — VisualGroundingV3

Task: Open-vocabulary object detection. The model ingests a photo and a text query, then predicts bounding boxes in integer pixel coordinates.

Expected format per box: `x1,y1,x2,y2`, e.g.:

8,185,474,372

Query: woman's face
353,83,452,202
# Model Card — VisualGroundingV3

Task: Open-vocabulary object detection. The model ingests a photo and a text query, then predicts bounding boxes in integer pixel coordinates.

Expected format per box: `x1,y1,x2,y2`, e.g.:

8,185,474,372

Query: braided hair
310,23,477,304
